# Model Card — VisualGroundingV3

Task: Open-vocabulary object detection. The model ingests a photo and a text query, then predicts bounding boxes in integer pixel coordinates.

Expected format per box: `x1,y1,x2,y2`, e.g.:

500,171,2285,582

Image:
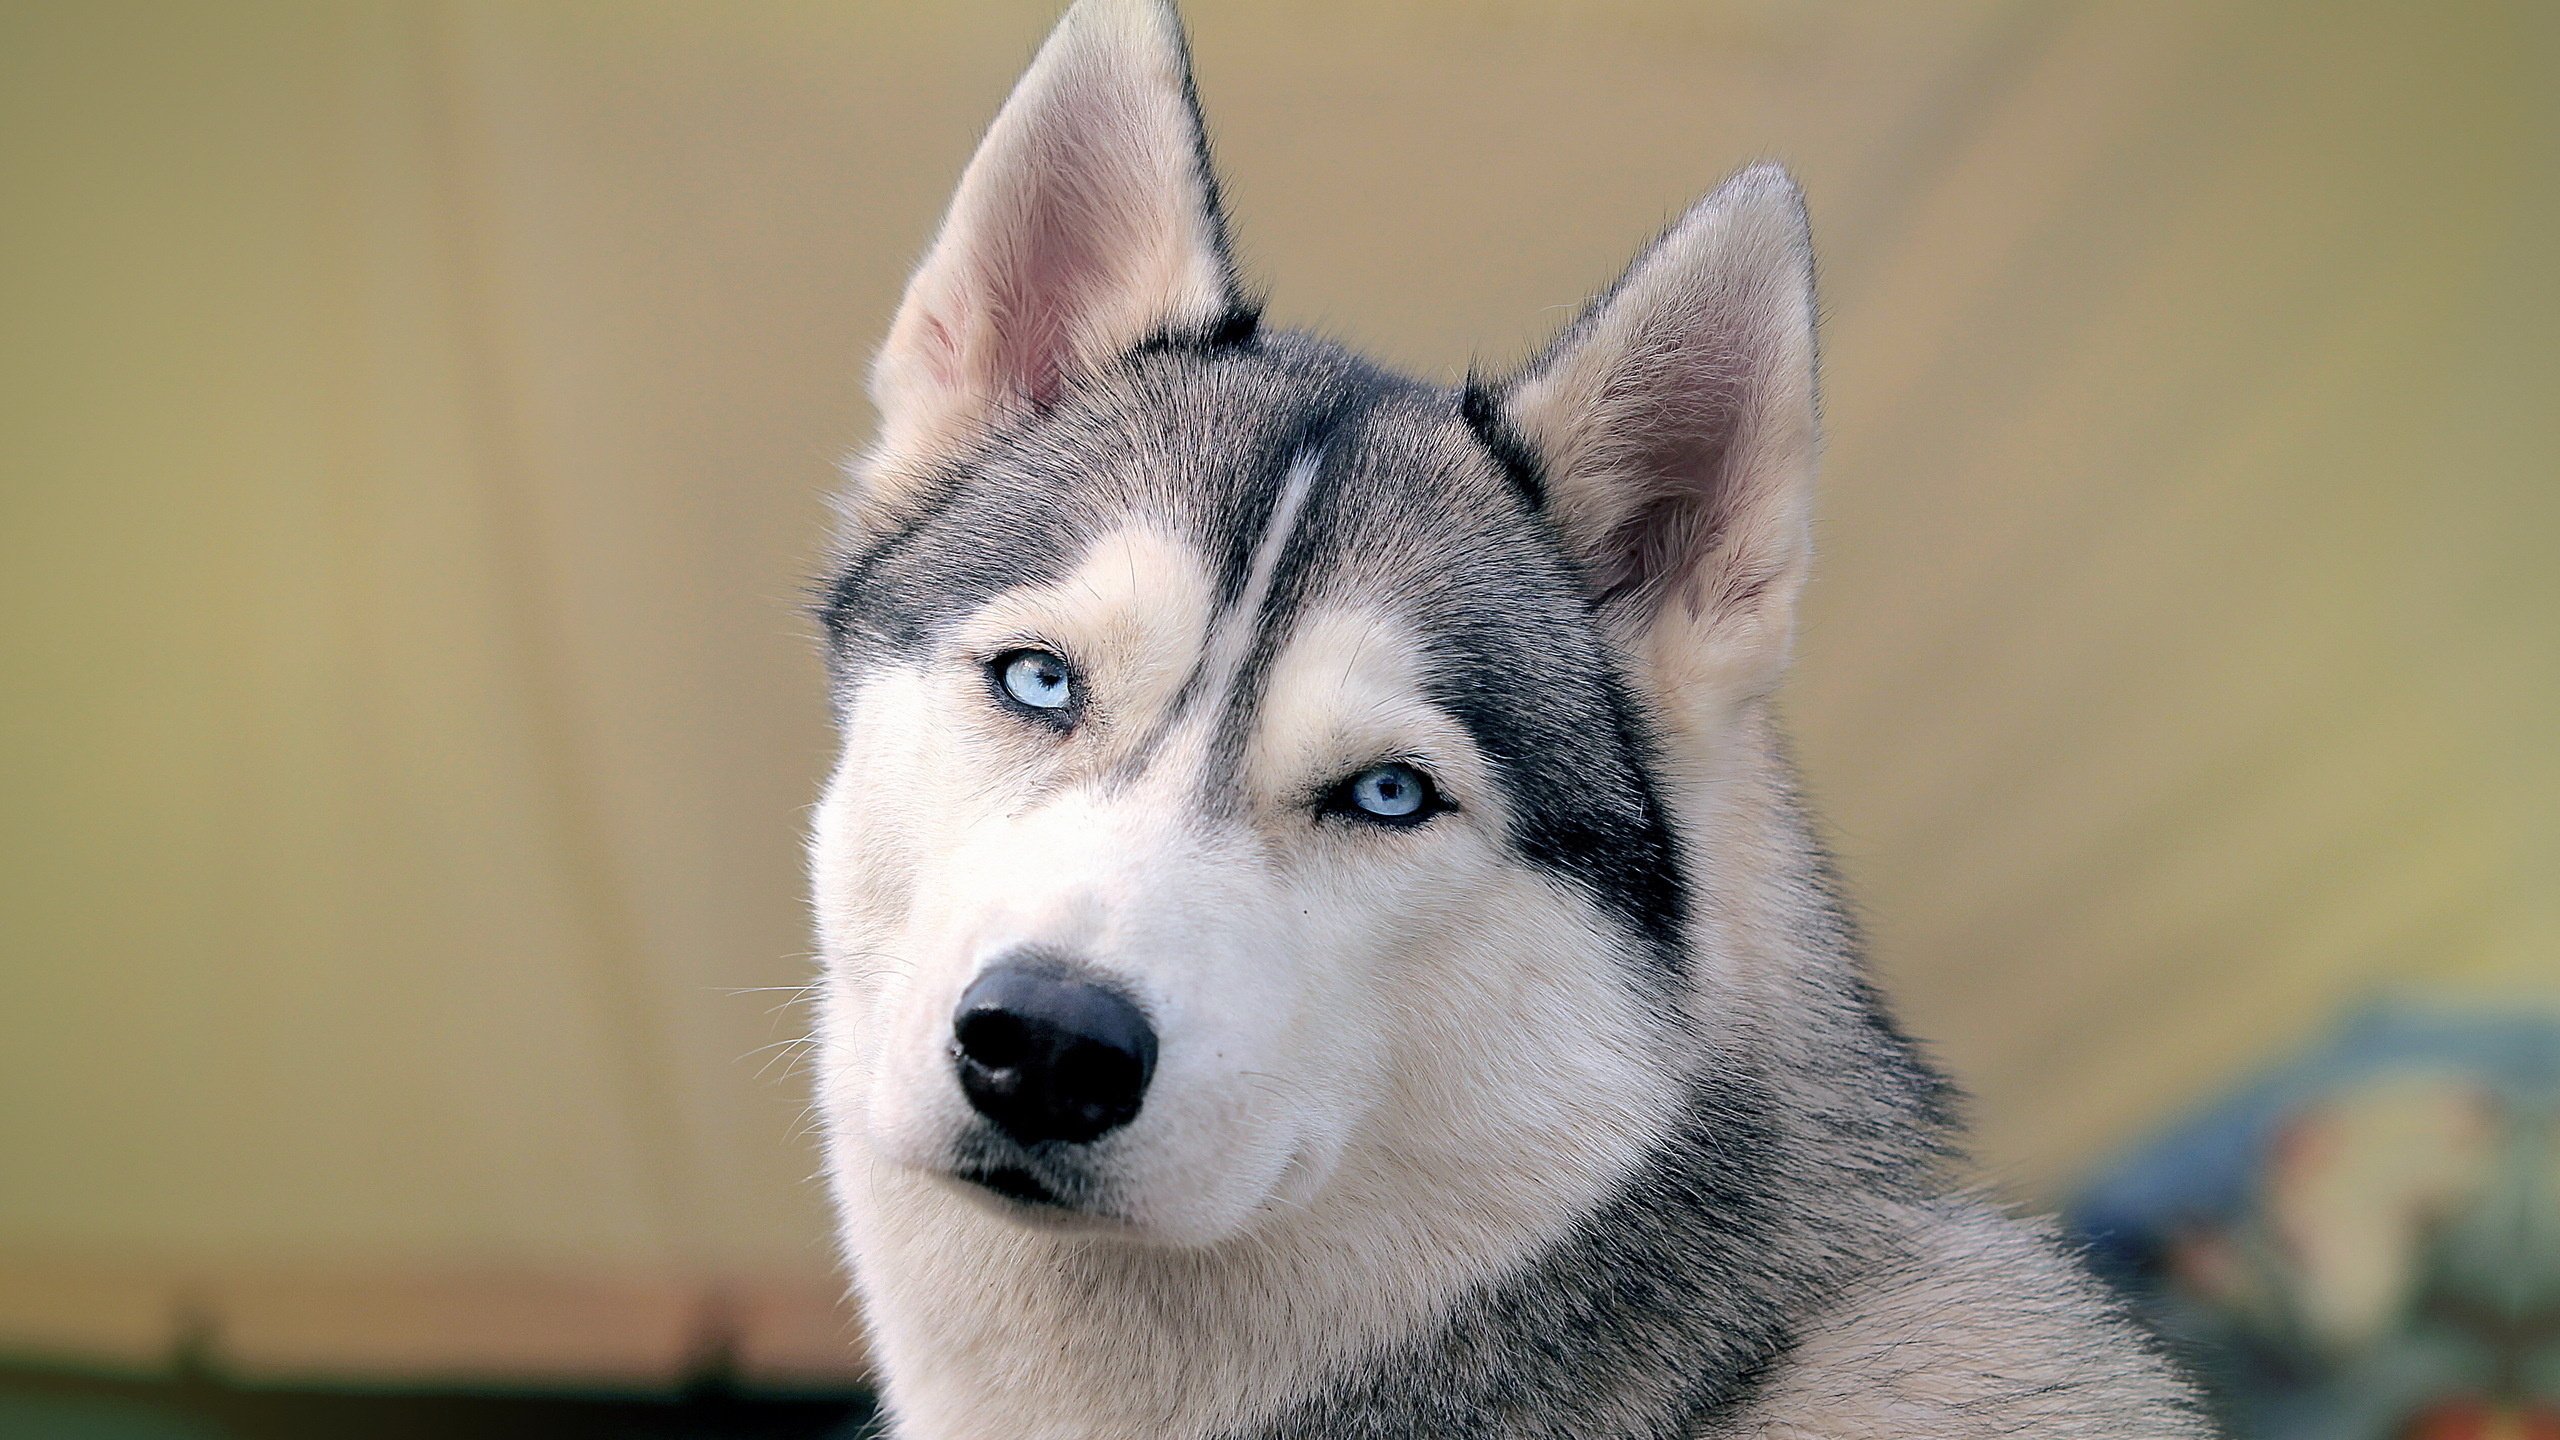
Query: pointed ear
1494,164,1819,711
862,0,1242,509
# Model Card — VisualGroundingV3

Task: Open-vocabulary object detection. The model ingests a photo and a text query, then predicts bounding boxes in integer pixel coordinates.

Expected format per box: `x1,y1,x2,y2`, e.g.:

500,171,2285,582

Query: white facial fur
809,520,1682,1434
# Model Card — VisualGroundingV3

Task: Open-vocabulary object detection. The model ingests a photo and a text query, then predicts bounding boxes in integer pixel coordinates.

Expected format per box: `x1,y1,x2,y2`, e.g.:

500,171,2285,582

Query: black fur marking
1425,647,1690,986
1128,301,1265,359
1459,374,1547,513
1205,303,1263,348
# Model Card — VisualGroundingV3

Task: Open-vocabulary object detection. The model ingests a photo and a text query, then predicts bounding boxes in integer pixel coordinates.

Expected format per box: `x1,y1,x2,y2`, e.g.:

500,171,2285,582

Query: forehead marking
1110,445,1323,783
1192,446,1320,727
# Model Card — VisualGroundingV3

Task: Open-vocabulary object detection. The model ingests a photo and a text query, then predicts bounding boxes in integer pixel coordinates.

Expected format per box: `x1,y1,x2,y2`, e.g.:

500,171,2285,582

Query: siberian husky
805,2,2209,1435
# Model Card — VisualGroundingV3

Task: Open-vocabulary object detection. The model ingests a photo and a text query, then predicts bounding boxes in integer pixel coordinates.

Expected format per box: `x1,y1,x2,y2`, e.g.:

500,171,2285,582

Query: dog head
812,0,1818,1249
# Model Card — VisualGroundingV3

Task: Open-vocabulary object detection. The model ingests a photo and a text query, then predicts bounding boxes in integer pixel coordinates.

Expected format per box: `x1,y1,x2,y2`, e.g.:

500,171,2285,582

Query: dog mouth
956,1162,1068,1208
939,1134,1126,1227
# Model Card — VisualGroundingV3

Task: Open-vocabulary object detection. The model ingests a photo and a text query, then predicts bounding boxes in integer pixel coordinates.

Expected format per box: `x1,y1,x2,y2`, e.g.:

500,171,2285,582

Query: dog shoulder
1715,1196,2212,1439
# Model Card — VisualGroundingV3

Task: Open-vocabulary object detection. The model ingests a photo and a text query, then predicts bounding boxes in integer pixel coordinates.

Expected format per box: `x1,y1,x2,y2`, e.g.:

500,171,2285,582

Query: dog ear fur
861,0,1240,518
1497,164,1820,712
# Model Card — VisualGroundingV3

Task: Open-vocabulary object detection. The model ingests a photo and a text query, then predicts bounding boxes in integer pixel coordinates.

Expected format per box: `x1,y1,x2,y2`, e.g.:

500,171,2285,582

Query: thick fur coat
804,3,2211,1436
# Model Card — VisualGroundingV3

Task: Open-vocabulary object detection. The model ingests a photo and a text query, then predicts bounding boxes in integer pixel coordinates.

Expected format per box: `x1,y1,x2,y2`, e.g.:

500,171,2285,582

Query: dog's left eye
1326,762,1445,827
991,648,1077,723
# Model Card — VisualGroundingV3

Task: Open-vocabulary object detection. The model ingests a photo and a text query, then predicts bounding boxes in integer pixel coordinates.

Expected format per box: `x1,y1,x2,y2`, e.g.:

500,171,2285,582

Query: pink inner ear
1591,329,1754,616
1001,202,1090,411
965,82,1169,415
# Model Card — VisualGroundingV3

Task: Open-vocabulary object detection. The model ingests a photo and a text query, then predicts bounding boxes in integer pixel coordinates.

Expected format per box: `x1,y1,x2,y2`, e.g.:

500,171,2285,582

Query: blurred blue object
2070,1002,2560,1440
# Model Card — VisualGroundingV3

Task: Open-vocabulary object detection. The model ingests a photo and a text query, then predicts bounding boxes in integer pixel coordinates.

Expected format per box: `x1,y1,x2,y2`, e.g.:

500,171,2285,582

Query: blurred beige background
3,0,2553,1390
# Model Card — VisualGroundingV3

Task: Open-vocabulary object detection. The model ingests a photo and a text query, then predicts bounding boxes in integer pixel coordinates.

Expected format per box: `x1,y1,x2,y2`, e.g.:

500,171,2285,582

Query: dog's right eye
1322,762,1448,828
990,648,1078,725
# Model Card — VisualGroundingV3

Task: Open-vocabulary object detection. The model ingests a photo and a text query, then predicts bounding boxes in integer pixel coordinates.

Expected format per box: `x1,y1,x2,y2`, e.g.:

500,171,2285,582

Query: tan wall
3,0,2553,1386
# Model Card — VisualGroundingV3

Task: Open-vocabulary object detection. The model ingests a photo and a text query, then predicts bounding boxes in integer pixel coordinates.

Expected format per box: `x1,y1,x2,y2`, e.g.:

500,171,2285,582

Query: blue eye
1332,762,1442,826
994,649,1075,718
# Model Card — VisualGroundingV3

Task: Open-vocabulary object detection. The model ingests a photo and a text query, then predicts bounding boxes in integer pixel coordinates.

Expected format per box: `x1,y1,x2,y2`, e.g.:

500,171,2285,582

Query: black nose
953,958,1157,1147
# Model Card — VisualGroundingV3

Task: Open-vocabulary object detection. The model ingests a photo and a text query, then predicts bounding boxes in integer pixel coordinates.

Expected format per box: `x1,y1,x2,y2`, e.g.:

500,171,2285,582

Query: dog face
815,345,1685,1244
812,0,1819,1251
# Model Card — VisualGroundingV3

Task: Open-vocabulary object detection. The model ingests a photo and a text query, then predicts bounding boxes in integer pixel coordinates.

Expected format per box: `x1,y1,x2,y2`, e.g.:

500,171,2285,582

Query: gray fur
807,3,2212,1435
